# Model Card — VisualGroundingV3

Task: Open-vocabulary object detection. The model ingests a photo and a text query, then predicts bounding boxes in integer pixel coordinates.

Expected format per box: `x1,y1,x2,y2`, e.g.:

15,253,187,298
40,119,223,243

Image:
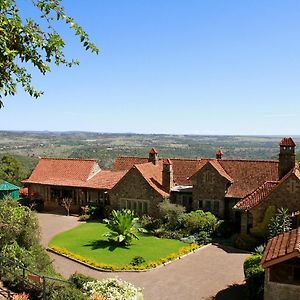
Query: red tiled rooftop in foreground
262,228,300,268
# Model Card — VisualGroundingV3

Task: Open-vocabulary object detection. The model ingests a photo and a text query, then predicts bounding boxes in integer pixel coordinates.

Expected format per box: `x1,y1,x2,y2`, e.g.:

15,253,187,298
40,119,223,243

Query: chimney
148,148,159,165
278,137,296,179
216,149,224,159
162,159,174,192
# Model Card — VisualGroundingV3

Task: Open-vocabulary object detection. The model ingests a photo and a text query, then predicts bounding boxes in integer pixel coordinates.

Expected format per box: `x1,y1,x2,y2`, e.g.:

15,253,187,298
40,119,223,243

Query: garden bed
49,222,200,271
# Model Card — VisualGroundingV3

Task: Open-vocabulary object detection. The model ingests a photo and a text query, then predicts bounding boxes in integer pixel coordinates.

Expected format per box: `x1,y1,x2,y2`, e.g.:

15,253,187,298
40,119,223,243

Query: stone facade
264,266,300,300
109,167,165,217
250,173,300,227
191,163,230,218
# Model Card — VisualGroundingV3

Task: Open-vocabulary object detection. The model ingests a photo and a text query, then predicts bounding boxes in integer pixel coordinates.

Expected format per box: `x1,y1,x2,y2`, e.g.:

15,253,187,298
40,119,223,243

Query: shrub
244,254,264,300
83,278,143,300
195,231,212,245
158,199,185,230
48,285,86,300
153,229,183,240
12,293,30,300
181,210,219,235
139,215,161,232
69,273,96,290
215,220,237,238
78,214,90,221
250,206,275,239
130,256,146,266
234,233,259,251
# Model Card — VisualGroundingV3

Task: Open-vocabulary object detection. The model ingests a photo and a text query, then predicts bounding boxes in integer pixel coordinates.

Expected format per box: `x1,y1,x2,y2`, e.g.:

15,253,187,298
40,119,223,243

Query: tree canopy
0,0,99,107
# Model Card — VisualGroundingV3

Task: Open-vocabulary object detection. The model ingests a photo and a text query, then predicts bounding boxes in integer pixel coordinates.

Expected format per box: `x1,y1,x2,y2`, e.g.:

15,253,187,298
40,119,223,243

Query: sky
1,0,300,135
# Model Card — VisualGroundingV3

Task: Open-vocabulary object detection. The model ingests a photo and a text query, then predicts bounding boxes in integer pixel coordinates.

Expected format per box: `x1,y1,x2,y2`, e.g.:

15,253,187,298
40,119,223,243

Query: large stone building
24,138,299,229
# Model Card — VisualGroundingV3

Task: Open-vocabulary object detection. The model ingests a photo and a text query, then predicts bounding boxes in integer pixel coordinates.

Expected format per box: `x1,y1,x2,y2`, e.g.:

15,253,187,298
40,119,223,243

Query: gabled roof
190,160,234,183
262,228,300,268
134,162,169,197
112,155,278,198
86,170,126,189
23,158,125,189
234,164,300,211
233,181,278,210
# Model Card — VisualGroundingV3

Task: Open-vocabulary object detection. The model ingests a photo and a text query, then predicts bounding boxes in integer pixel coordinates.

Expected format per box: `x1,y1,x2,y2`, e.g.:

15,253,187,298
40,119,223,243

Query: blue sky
1,0,300,135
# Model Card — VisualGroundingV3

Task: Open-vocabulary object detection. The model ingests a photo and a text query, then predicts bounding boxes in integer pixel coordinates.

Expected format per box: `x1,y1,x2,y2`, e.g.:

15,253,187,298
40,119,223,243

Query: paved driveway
37,213,250,300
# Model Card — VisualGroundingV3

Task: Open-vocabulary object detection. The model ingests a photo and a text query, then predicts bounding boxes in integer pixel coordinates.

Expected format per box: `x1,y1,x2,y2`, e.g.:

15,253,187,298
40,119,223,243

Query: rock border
47,244,211,273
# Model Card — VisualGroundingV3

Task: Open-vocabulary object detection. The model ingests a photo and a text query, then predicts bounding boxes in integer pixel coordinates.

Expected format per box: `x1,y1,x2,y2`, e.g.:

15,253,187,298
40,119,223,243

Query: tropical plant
268,207,292,239
103,209,144,246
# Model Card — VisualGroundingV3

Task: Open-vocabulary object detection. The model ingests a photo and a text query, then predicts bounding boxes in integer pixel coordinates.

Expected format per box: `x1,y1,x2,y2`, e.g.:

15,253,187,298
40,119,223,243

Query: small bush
153,229,183,240
78,214,90,221
158,199,185,230
250,206,275,239
215,220,237,238
244,254,264,300
234,233,259,251
139,215,161,232
48,285,86,300
195,231,212,245
69,273,96,290
181,210,219,235
130,256,146,266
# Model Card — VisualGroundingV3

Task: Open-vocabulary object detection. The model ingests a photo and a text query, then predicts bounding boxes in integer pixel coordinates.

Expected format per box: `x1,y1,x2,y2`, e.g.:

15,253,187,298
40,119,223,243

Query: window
123,199,149,214
203,171,214,183
213,201,219,215
199,200,203,209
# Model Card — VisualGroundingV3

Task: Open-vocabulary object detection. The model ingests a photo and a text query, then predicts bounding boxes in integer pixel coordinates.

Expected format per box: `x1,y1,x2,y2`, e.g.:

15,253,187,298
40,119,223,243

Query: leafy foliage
0,154,28,185
250,206,276,239
103,209,144,246
181,210,220,235
244,254,264,300
130,256,146,266
158,199,185,230
268,207,292,239
0,0,98,107
83,278,143,300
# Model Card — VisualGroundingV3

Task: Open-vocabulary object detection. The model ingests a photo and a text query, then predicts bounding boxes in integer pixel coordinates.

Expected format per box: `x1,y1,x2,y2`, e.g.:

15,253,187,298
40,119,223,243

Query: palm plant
103,209,144,246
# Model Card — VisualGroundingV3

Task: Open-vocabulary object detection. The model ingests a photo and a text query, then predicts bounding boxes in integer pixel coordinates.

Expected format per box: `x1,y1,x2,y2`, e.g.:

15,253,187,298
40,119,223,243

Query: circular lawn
49,222,193,270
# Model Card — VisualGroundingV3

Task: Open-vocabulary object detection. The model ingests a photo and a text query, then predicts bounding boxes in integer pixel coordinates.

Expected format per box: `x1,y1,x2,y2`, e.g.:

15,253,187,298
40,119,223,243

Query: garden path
37,213,250,300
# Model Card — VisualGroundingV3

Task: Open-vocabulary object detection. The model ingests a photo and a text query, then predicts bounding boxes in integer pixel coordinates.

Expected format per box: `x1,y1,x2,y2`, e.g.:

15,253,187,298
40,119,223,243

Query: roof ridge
41,157,98,162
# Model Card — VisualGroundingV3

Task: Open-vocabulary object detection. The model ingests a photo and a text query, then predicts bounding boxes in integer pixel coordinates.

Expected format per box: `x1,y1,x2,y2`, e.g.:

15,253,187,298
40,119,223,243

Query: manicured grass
49,222,187,267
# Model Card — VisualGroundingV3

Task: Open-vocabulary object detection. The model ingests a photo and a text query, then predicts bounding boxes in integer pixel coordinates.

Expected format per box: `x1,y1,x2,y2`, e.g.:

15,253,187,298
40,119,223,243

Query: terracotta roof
23,158,124,190
134,162,169,197
216,149,224,156
233,181,278,210
234,164,300,210
190,160,234,183
262,228,300,268
280,137,296,147
112,155,279,198
86,170,126,189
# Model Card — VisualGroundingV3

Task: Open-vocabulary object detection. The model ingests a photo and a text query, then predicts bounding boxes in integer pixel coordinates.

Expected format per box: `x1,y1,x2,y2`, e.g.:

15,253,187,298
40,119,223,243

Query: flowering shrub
12,293,30,300
83,278,143,300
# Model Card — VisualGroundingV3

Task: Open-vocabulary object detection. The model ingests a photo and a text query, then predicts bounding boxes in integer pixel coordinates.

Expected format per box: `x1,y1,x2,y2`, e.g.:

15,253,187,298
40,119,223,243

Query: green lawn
49,222,188,268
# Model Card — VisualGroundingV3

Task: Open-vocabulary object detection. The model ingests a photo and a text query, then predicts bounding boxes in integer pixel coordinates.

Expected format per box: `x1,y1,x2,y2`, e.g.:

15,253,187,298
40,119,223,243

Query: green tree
0,0,98,107
104,209,144,246
268,207,292,239
0,154,28,185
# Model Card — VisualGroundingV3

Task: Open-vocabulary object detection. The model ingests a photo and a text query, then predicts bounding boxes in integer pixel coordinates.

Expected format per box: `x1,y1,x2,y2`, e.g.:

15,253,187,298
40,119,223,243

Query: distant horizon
1,130,299,138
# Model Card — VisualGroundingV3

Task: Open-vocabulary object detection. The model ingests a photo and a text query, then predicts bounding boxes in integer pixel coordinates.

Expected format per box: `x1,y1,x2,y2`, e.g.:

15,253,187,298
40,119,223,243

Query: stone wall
251,173,300,226
191,163,229,218
264,269,300,300
109,167,164,217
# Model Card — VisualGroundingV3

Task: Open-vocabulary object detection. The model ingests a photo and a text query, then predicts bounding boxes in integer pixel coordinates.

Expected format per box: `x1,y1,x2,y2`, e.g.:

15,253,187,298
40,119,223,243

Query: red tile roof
86,170,126,189
234,164,300,210
280,137,296,147
262,228,300,268
23,158,124,190
233,181,278,210
134,162,169,197
112,155,279,198
149,148,158,154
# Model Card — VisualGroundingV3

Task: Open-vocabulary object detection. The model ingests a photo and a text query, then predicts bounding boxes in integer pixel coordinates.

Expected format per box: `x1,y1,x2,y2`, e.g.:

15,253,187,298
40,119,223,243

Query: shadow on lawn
84,240,130,252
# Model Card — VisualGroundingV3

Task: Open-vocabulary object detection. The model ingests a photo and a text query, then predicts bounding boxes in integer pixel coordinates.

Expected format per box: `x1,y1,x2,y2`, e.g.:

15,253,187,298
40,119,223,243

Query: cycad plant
103,209,144,246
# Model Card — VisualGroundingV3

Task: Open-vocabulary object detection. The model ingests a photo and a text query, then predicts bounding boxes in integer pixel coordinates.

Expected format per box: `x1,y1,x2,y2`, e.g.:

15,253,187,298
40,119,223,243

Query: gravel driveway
37,213,250,300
